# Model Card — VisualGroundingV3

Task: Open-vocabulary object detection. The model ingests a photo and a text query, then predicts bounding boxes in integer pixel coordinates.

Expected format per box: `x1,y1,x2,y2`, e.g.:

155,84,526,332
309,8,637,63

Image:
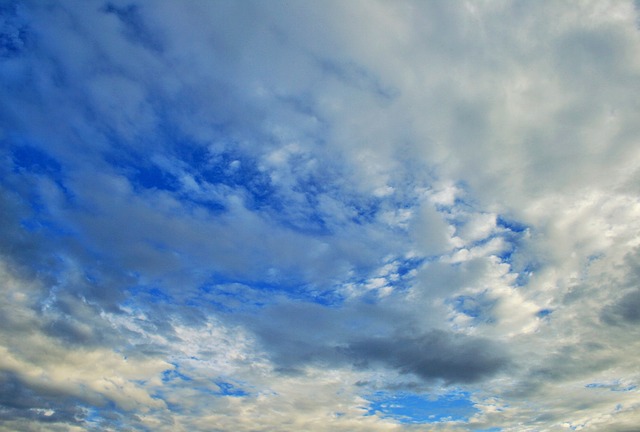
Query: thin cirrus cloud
1,0,640,431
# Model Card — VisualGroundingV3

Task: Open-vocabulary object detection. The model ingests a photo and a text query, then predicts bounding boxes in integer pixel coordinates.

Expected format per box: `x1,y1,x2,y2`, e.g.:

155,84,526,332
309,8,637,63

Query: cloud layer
2,0,640,430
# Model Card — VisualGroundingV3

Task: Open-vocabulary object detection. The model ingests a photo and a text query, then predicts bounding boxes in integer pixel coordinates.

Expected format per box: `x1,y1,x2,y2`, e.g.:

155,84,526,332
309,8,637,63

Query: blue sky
2,1,640,431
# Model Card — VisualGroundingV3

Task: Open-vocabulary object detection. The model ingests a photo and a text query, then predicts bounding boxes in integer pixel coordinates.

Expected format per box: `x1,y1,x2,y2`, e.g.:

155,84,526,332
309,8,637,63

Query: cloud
2,0,640,430
347,331,509,384
604,288,640,324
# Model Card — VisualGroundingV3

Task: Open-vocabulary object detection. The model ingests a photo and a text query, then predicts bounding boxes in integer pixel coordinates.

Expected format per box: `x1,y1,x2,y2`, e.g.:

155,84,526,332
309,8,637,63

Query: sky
1,0,640,431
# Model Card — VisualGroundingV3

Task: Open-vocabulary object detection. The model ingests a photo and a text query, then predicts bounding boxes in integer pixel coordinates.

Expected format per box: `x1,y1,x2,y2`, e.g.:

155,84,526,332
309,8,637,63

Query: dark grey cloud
346,330,509,384
601,248,640,325
244,300,509,384
0,371,86,425
602,288,640,325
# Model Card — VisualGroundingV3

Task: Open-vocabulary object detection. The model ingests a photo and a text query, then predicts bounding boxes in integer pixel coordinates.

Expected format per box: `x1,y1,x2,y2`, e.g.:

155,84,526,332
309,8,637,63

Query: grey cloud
317,58,399,102
615,289,640,323
602,288,640,325
346,330,509,384
244,300,509,384
0,371,85,425
601,248,640,325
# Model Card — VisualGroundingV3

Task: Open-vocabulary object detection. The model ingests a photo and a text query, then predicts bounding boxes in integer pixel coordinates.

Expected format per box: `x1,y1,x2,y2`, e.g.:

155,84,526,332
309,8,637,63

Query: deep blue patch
132,163,179,192
125,138,278,213
366,391,478,424
536,309,552,318
127,285,173,304
496,215,528,233
214,381,249,397
19,216,74,237
396,257,425,277
8,143,78,237
106,147,228,212
106,151,180,193
12,144,61,175
495,215,531,266
495,245,515,264
0,1,31,58
162,365,192,383
199,151,275,210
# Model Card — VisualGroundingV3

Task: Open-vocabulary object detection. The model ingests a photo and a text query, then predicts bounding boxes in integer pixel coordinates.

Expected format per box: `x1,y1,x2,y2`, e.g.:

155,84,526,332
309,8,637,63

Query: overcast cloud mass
2,1,640,431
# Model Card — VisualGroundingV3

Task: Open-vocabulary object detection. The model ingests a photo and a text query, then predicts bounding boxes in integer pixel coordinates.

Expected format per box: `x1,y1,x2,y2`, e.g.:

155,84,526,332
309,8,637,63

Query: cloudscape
2,1,640,431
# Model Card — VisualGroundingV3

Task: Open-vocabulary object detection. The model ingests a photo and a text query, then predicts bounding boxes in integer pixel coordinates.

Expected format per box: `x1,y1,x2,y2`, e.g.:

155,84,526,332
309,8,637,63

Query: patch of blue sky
0,1,31,58
107,118,387,235
11,142,62,176
214,381,249,397
197,273,345,309
81,402,140,431
175,149,279,213
7,142,80,238
365,390,479,424
19,214,74,238
184,296,234,314
494,245,515,264
586,382,637,392
131,163,180,192
161,365,192,383
450,293,496,324
82,407,104,425
496,215,529,233
164,379,249,400
536,309,552,318
203,155,274,208
515,261,540,287
274,206,331,236
350,197,383,225
494,216,532,267
395,256,425,278
447,214,527,265
120,285,178,314
275,184,387,235
126,285,174,305
8,137,75,198
360,257,425,297
107,149,225,213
